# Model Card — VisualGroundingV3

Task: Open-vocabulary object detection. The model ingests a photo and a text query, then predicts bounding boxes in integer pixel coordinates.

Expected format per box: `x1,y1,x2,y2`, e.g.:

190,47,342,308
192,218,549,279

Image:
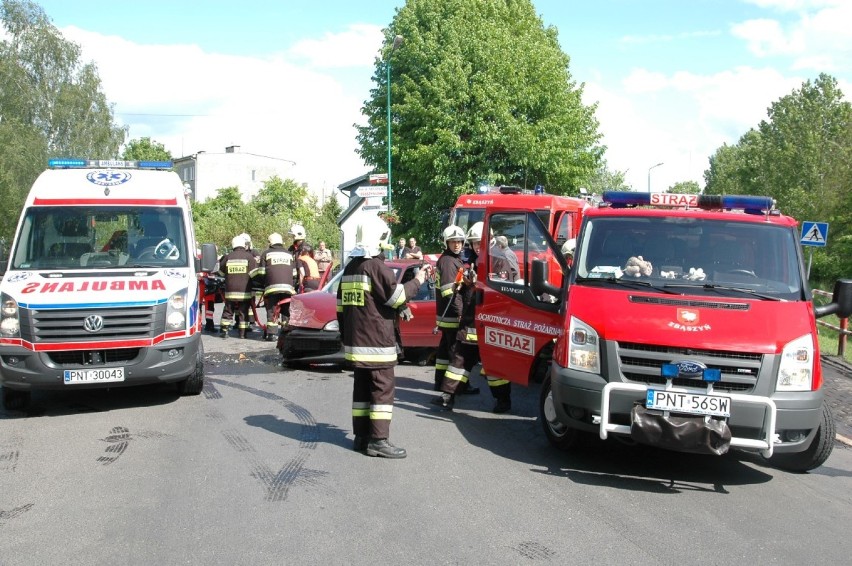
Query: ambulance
476,191,852,472
0,159,209,410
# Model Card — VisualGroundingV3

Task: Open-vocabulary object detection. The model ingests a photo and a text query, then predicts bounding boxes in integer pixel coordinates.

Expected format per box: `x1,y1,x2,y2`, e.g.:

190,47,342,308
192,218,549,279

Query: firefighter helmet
442,225,466,247
350,218,392,257
231,235,246,249
288,224,306,240
239,232,252,250
562,238,576,257
268,232,283,246
466,222,484,244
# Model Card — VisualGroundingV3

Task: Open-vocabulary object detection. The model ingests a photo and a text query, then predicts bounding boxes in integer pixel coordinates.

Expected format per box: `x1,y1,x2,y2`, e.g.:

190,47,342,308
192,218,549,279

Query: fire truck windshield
575,217,803,300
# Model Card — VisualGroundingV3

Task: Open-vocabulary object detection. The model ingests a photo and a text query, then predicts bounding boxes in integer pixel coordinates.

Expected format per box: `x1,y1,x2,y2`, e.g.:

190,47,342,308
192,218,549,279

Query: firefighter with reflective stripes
251,233,296,341
432,225,466,391
336,219,431,459
433,222,512,413
217,235,258,339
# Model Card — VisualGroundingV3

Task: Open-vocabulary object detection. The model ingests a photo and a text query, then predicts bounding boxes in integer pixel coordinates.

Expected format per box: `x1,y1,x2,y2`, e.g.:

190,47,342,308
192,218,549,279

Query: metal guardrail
814,289,849,356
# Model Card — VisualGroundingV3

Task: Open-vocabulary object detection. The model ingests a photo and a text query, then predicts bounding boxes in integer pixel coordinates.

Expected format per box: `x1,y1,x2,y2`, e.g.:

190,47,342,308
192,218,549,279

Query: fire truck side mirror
530,259,560,300
814,279,852,319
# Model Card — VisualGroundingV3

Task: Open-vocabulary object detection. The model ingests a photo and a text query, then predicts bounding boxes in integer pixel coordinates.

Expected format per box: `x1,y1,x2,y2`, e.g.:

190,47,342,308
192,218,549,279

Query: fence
814,288,850,356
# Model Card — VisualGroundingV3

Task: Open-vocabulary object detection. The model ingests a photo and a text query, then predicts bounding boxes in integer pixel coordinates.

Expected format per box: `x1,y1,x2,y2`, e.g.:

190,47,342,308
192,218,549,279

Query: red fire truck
475,191,852,472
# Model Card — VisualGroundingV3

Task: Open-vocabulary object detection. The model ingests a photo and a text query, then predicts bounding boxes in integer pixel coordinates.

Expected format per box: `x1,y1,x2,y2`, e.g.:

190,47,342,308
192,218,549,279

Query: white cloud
59,25,385,198
287,24,384,68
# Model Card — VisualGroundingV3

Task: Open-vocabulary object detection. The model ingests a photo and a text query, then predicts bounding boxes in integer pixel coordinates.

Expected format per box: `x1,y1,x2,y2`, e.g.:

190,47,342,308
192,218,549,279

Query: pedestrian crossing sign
800,221,828,247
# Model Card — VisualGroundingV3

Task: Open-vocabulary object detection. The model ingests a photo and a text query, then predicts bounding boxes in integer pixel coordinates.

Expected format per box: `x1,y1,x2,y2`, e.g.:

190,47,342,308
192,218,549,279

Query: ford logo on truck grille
83,315,104,333
670,360,705,378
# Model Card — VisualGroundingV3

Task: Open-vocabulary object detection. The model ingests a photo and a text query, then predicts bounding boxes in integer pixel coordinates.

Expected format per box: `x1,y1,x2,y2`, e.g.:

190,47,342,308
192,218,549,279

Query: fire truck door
477,211,567,386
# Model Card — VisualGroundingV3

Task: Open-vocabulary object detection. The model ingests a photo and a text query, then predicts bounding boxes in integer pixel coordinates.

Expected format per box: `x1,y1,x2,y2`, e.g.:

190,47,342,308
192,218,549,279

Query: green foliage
584,160,629,194
356,0,603,245
122,137,172,162
192,178,344,256
703,74,852,282
0,0,125,241
666,180,701,194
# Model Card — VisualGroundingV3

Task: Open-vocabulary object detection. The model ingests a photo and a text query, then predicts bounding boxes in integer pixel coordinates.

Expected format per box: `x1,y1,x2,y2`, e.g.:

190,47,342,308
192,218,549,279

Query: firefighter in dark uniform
217,235,258,339
337,219,431,459
432,225,467,392
251,232,297,341
433,222,512,413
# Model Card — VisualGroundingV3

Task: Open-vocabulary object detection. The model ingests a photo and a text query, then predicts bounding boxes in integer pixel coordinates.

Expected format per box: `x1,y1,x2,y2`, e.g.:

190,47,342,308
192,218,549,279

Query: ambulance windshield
10,206,189,270
574,217,804,300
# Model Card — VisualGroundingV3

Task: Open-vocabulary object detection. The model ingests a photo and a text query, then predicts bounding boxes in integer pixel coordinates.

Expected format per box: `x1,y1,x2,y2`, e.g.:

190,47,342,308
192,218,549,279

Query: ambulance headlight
776,334,813,392
166,289,188,331
568,316,600,374
0,294,20,337
1,317,20,337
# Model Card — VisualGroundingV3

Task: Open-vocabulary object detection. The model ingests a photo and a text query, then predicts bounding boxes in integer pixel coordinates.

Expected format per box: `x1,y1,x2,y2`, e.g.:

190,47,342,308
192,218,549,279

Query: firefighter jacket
457,249,480,344
336,256,423,368
251,244,296,296
435,249,465,330
217,246,258,301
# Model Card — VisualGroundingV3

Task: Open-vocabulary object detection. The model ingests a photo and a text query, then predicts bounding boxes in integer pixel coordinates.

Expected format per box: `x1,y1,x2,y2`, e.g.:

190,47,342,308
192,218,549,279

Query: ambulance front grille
21,304,165,342
616,341,762,393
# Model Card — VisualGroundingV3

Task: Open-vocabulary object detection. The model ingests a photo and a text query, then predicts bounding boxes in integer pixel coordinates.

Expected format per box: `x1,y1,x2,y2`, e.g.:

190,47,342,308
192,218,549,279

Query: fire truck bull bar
599,382,778,458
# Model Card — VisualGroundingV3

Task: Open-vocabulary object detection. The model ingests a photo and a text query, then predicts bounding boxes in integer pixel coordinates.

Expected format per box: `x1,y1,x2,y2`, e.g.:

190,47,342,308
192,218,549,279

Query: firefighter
251,233,297,341
337,218,432,459
217,235,258,339
433,222,512,413
432,225,467,392
287,224,306,256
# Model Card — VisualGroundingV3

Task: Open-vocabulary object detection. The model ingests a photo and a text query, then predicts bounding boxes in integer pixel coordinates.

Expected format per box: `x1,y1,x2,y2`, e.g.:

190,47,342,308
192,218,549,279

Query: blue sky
34,0,852,197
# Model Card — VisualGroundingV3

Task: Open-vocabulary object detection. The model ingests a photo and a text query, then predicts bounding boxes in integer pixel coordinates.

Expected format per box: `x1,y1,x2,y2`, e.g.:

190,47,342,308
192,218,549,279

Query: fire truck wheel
2,387,31,411
177,348,205,396
539,371,582,450
766,402,835,473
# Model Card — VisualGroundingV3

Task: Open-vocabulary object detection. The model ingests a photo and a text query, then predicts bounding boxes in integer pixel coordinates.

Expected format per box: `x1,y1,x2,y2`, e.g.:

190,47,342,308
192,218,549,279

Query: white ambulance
0,159,209,410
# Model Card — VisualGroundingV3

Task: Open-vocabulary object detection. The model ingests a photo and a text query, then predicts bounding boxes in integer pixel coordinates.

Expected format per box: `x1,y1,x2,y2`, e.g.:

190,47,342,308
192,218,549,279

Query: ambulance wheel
539,371,582,450
177,349,205,396
767,403,835,473
2,387,31,411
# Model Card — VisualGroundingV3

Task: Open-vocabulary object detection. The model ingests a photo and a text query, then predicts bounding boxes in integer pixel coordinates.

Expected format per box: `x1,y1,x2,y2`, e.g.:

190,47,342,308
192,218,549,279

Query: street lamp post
647,162,664,193
386,34,403,214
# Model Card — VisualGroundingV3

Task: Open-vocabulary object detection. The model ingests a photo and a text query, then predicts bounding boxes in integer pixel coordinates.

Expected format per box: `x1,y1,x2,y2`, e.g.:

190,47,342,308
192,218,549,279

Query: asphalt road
2,332,852,565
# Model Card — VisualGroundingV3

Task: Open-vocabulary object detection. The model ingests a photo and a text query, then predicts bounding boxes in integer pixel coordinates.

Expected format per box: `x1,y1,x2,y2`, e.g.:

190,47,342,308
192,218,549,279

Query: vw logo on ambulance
83,315,104,333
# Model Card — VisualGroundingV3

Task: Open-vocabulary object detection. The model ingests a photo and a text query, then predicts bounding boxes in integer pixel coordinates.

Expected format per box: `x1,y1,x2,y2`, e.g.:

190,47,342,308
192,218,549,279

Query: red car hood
288,290,336,330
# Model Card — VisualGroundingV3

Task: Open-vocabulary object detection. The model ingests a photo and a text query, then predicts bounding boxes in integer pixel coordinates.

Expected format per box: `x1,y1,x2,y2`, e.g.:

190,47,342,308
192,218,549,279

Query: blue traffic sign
801,221,829,247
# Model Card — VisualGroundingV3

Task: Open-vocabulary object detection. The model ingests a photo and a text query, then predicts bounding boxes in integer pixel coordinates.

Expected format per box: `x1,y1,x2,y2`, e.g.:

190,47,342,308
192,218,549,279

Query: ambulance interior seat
133,220,168,256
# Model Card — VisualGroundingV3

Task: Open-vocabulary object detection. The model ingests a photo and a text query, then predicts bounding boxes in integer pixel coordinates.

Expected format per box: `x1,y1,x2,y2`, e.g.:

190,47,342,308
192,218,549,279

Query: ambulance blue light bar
48,158,173,170
602,191,775,214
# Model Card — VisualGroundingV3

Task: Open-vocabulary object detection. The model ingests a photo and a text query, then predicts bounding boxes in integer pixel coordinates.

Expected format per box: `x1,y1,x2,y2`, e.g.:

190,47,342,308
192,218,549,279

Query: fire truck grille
616,341,761,393
22,304,165,342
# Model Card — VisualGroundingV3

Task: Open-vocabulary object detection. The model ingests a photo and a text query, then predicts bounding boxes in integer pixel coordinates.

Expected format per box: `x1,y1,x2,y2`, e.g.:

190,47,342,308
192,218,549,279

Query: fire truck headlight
776,334,813,392
166,289,188,331
568,316,600,374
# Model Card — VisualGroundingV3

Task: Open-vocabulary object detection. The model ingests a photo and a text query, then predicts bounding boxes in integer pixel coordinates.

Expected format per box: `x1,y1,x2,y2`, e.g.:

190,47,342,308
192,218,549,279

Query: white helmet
268,232,283,246
231,235,246,249
562,238,576,257
350,218,391,258
288,224,306,240
466,222,484,244
442,225,466,247
238,232,252,250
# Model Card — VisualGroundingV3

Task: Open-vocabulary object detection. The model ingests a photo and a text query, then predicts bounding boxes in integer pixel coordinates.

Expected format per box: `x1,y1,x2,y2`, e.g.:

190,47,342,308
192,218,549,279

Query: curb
837,434,852,447
822,354,852,377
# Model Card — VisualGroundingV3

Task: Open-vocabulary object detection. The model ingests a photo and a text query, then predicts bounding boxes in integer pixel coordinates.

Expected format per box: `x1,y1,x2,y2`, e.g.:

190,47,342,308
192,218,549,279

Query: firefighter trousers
442,341,510,402
264,292,292,333
433,327,459,390
221,300,250,332
352,366,396,440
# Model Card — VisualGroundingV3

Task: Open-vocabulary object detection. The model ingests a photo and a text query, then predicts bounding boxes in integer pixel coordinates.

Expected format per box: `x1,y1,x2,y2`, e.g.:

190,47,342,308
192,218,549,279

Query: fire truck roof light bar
48,158,174,170
602,191,775,214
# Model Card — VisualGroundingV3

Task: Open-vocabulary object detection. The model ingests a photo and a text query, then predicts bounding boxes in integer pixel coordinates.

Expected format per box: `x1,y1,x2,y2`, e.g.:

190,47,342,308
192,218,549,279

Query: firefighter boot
205,320,216,332
220,327,229,339
239,328,246,339
366,439,407,459
493,398,512,414
429,392,455,411
353,435,369,452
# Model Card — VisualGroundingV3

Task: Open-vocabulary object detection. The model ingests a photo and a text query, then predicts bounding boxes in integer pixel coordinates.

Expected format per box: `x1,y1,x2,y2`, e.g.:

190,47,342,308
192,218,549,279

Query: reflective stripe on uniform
344,345,398,363
435,358,449,371
224,291,253,300
439,284,456,297
370,404,393,420
341,274,371,290
482,369,509,387
384,285,406,308
352,401,370,417
444,365,470,383
265,283,296,295
436,317,460,328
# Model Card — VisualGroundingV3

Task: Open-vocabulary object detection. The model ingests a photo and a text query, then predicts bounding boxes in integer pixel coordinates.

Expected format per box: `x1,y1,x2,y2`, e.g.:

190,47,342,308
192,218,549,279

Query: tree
356,0,603,244
0,0,126,240
666,181,700,194
703,74,852,283
122,137,172,162
584,160,629,194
